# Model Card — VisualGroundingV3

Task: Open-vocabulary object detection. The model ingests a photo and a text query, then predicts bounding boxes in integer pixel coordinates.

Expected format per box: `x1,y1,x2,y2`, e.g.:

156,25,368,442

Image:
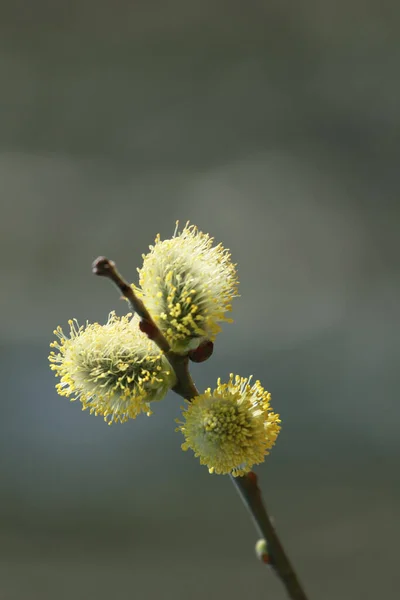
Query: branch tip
92,256,116,277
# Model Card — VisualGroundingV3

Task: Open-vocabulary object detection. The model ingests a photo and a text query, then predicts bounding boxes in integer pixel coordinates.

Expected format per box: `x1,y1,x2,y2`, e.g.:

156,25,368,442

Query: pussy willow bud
177,374,281,476
49,312,176,424
135,223,239,353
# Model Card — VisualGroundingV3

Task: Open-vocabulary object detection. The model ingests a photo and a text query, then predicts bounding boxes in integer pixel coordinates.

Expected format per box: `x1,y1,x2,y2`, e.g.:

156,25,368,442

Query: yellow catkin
135,223,239,352
49,312,176,424
177,374,281,476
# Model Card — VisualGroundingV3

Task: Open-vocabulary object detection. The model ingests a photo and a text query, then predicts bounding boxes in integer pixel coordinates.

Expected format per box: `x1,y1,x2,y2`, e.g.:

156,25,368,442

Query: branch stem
92,256,309,600
92,256,198,400
231,473,308,600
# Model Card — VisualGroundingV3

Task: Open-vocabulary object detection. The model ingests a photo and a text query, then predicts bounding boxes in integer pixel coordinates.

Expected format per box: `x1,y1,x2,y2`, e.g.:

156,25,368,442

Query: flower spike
177,374,281,476
135,222,239,353
49,312,176,424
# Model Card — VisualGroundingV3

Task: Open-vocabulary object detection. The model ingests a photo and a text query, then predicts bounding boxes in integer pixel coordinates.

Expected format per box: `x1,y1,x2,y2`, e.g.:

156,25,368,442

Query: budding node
255,539,271,564
139,318,158,341
188,340,214,363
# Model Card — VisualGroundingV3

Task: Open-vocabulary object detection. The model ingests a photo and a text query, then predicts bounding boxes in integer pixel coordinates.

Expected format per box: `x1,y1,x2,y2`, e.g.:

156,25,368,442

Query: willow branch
92,255,309,600
231,473,308,600
92,256,198,400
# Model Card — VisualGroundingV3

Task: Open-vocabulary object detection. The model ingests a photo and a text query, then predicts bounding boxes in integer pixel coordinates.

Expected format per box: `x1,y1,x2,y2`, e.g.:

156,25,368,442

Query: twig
92,257,198,400
92,256,309,600
231,473,308,600
92,256,169,352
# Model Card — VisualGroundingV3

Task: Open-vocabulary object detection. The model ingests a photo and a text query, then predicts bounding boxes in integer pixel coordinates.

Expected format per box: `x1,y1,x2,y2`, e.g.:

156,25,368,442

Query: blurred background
0,1,399,598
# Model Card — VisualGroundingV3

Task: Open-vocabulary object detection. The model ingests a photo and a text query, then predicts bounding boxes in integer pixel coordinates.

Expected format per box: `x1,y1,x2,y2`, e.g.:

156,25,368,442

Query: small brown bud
139,318,158,340
255,539,271,565
188,340,214,363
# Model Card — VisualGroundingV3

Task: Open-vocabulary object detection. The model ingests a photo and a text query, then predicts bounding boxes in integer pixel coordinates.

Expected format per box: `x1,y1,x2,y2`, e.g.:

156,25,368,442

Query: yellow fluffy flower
136,223,239,353
177,374,281,476
49,312,176,424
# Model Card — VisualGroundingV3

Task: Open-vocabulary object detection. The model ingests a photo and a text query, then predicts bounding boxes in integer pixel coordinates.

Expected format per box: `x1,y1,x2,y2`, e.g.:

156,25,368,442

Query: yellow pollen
134,223,239,353
177,374,281,476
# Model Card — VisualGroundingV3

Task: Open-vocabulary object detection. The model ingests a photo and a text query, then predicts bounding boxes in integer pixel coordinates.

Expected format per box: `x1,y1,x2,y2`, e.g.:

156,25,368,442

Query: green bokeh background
0,2,399,598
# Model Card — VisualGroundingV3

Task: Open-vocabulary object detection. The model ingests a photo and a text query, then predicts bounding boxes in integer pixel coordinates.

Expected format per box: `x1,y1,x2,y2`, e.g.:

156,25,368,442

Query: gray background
0,1,399,599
